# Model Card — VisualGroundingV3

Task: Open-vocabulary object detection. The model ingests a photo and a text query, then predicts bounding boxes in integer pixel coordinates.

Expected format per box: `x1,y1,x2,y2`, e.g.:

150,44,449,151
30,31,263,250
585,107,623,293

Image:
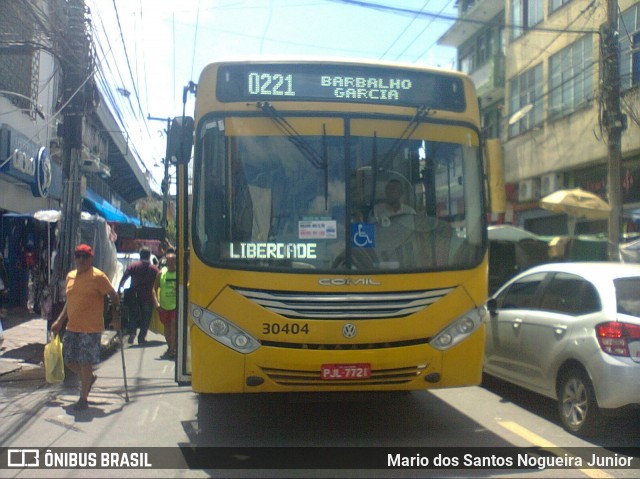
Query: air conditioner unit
518,178,540,202
80,146,102,173
98,162,111,179
540,172,564,196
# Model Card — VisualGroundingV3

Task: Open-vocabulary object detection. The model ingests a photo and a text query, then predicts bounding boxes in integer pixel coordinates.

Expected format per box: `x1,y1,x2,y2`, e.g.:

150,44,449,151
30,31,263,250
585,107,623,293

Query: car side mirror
487,298,498,317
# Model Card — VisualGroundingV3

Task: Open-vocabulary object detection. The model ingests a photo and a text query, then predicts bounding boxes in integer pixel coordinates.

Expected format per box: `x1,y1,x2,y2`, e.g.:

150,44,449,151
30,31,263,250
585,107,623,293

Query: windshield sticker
229,242,317,259
351,223,375,248
298,220,337,239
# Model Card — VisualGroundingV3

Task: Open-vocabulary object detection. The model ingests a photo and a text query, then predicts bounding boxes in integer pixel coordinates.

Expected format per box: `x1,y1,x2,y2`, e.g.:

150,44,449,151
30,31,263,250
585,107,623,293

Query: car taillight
596,322,640,357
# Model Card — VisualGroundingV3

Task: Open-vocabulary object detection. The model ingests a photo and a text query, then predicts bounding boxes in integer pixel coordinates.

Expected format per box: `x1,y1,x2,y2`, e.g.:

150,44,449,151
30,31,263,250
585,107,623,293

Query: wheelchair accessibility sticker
351,223,375,248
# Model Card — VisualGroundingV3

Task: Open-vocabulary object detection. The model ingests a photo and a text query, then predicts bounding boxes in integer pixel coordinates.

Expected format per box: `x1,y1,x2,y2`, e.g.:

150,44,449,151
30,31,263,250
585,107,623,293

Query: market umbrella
33,209,62,223
488,225,541,242
539,188,610,235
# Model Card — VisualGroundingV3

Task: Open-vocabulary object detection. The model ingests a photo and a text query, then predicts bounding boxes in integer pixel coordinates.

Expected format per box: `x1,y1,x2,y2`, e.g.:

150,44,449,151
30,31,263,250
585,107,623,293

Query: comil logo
319,278,381,286
7,449,40,467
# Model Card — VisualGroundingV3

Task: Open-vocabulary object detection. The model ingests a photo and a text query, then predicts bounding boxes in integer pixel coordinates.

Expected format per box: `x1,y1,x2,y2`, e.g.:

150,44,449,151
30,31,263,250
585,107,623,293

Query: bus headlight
430,306,487,351
190,303,260,354
233,334,249,348
210,319,228,336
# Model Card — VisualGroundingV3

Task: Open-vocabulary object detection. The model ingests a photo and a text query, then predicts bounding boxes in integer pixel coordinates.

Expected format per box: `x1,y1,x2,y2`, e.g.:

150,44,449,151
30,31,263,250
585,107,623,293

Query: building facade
0,0,153,309
440,0,640,237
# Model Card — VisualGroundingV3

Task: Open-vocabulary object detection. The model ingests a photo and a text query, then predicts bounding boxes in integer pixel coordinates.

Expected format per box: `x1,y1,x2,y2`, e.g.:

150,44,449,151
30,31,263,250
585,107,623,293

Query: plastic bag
44,334,65,383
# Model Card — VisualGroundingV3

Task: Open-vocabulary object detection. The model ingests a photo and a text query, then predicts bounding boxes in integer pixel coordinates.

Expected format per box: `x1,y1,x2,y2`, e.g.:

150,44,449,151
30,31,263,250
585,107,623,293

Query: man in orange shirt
51,244,121,411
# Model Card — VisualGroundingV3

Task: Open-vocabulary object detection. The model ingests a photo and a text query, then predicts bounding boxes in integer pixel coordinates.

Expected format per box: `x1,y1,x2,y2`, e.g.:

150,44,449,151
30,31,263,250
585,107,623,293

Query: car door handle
512,318,523,329
553,324,567,335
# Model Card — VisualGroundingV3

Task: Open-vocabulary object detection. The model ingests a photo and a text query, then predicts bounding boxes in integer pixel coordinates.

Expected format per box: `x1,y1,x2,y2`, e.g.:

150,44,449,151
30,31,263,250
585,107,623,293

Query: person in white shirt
371,179,415,226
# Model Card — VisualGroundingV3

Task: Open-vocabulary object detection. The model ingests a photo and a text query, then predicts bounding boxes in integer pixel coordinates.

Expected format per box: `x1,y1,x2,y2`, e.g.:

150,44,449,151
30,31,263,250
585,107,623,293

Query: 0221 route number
262,322,309,335
248,72,296,97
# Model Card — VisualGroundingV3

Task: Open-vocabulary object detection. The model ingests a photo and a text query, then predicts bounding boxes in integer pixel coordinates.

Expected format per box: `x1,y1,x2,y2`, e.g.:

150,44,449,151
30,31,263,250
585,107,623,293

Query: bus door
170,116,194,384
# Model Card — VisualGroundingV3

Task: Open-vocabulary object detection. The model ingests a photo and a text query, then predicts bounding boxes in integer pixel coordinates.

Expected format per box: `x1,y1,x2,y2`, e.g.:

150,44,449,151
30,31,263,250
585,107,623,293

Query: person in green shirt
153,249,177,359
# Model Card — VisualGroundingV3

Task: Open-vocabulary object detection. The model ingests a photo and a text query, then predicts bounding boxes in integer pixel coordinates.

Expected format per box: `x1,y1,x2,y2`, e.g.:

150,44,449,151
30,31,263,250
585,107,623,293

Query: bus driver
371,179,415,227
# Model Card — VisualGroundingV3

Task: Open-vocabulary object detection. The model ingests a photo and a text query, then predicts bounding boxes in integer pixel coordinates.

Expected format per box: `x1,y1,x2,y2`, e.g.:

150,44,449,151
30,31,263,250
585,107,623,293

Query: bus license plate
321,363,371,380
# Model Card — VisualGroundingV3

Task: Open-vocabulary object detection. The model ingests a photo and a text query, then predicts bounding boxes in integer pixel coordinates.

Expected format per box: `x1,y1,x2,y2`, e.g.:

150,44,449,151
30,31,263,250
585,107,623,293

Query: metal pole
147,115,172,246
52,0,92,302
603,0,625,260
118,330,130,402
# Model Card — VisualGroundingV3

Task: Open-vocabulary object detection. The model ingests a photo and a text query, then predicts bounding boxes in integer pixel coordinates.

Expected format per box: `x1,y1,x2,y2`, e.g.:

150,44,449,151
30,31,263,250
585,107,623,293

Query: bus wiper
365,106,430,214
379,104,432,167
259,102,326,170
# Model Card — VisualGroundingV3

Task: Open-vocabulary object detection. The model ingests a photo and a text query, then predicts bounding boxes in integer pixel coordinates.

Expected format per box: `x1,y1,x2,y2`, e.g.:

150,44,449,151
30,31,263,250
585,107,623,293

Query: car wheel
557,368,601,436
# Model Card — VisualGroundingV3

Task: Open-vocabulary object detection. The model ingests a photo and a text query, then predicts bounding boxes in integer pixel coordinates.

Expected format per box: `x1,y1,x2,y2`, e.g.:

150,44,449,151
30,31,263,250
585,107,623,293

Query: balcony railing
470,54,505,99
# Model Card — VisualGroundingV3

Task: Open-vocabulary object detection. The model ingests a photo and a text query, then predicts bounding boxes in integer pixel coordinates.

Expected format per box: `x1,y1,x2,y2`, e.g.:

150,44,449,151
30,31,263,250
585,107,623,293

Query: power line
111,0,144,118
190,0,201,80
512,57,598,124
139,0,149,111
407,0,456,64
507,0,598,85
327,0,598,35
379,0,431,59
89,1,163,177
260,0,275,55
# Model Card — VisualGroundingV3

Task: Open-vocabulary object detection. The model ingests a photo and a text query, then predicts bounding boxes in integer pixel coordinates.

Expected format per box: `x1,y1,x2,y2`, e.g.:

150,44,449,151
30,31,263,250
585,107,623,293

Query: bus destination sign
216,63,466,111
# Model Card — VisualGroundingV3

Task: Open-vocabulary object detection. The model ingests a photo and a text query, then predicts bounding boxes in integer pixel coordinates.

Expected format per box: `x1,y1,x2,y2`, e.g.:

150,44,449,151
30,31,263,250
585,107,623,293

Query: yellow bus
172,60,488,393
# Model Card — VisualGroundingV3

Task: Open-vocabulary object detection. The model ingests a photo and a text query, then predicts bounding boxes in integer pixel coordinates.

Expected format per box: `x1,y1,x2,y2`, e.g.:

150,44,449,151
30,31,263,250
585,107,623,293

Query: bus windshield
192,114,484,273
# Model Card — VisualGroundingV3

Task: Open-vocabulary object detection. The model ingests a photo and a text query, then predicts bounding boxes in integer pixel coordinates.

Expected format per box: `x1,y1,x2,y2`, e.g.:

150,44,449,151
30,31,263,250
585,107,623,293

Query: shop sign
0,124,52,198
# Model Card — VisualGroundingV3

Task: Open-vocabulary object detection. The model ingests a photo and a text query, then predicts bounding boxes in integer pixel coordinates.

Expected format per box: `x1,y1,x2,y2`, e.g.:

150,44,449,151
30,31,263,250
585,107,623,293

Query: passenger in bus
370,179,415,226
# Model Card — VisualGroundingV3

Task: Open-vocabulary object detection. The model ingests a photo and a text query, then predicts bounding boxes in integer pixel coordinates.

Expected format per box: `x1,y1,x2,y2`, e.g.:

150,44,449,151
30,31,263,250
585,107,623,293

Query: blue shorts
63,331,101,365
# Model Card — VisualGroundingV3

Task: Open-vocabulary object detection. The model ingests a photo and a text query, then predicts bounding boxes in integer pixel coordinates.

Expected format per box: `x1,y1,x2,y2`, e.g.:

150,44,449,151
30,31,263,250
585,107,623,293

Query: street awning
83,188,140,225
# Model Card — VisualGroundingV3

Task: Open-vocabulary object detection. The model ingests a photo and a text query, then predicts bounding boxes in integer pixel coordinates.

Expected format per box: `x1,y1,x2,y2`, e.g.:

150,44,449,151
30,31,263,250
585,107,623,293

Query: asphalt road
1,331,638,478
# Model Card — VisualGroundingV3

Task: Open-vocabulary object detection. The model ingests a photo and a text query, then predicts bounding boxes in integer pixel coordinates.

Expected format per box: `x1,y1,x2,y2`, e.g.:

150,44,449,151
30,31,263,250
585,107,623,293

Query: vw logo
342,323,357,339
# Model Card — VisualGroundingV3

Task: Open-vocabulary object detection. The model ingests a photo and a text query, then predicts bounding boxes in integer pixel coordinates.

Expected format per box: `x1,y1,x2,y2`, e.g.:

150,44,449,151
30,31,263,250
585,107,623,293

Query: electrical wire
190,0,201,81
379,0,431,60
327,0,598,35
4,0,161,191
89,1,162,183
507,0,598,87
110,0,145,120
408,0,456,64
138,0,149,111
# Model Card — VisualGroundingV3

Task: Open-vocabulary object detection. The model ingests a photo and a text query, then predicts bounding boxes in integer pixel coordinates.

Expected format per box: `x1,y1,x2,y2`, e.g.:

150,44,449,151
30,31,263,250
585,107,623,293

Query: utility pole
52,0,93,302
602,0,625,260
147,115,172,247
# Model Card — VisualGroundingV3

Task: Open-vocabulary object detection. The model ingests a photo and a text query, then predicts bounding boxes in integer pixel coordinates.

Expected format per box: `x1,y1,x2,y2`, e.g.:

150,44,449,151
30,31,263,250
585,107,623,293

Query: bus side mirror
169,116,194,164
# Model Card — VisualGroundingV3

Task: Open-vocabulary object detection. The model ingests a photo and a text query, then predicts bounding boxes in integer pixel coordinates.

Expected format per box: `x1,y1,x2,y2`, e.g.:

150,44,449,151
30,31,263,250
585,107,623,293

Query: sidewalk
0,307,118,381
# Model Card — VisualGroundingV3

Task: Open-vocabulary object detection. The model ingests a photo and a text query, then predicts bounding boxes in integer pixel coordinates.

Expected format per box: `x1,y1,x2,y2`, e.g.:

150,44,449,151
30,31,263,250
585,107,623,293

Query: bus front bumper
190,324,485,393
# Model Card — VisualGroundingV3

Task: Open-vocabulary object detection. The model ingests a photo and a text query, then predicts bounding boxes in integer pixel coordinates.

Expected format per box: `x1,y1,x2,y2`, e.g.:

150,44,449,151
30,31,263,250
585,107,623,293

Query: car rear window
615,277,640,317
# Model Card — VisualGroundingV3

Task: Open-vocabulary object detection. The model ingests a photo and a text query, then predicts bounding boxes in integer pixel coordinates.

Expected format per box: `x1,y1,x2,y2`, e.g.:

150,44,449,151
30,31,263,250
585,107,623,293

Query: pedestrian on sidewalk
153,248,177,359
50,244,121,411
118,247,159,345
